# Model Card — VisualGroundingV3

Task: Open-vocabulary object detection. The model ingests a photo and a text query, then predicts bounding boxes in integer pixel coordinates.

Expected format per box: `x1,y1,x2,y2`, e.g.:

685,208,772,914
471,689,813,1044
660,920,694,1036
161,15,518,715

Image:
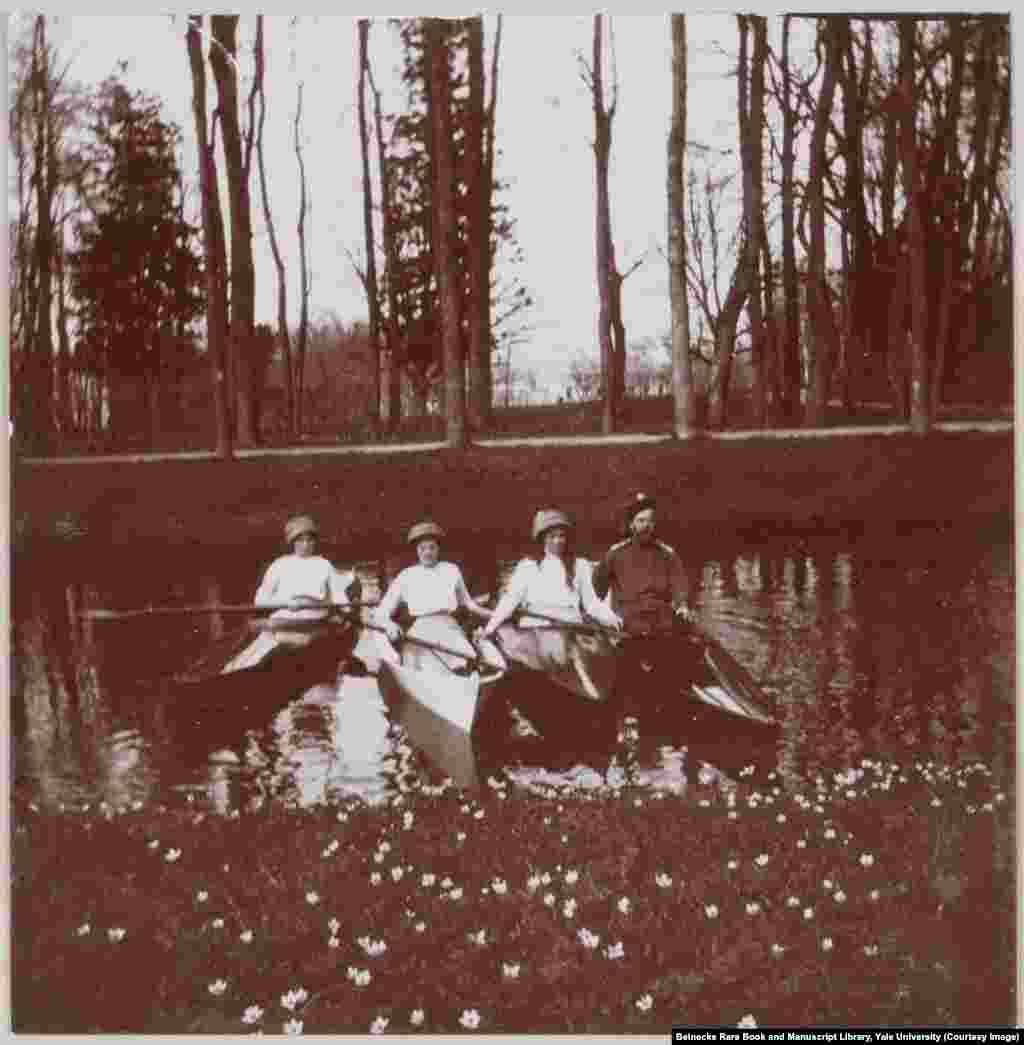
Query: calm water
11,521,1015,812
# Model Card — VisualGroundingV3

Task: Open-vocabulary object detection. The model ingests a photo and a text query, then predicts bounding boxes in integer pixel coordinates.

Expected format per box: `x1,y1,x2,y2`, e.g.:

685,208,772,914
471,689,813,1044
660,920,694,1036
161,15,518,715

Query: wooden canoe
490,615,776,733
170,615,358,711
373,632,506,789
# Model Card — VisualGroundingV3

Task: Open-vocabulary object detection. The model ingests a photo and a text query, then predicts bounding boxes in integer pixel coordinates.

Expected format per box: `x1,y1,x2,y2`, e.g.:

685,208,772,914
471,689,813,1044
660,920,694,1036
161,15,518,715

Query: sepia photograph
8,11,1015,1034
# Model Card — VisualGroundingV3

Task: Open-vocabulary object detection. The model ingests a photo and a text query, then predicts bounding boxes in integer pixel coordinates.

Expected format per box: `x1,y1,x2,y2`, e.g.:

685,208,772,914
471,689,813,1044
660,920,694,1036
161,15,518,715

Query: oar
81,600,378,622
359,619,505,674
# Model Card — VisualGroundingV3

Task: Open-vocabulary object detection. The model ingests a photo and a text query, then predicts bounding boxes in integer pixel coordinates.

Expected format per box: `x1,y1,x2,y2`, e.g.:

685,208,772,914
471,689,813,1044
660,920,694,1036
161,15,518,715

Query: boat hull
491,617,776,736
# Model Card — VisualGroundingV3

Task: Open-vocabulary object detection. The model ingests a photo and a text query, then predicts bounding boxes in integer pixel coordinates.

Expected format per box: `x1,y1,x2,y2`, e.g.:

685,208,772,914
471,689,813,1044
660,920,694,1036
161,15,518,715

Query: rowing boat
489,613,776,737
372,624,506,788
170,614,358,715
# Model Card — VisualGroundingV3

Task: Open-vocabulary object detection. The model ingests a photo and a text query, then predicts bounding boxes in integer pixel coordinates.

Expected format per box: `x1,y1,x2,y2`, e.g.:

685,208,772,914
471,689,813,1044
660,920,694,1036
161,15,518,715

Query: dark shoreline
12,429,1013,549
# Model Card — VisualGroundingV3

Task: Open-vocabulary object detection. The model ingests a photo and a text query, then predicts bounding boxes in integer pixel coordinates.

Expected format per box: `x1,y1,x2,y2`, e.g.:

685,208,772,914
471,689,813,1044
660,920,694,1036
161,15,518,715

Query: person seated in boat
592,493,693,636
375,520,492,675
480,509,621,638
255,514,361,622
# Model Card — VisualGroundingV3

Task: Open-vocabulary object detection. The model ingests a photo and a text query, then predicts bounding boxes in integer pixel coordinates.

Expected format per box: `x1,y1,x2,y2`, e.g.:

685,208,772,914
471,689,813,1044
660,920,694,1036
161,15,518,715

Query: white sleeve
576,558,617,625
253,560,281,606
486,560,534,630
375,570,405,624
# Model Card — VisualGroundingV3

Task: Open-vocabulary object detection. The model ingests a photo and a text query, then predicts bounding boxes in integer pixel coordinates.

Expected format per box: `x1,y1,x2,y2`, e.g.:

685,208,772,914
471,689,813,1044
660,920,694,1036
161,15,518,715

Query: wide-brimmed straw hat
531,509,573,541
285,515,319,544
407,520,446,545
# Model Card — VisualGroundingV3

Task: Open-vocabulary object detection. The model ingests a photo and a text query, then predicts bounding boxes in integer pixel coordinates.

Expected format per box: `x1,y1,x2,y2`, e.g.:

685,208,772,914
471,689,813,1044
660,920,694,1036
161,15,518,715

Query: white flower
164,848,181,862
738,1014,758,1028
107,927,126,942
208,979,228,996
605,940,625,960
821,936,834,952
859,853,875,867
833,890,847,904
75,923,91,936
469,929,486,945
410,1009,425,1027
373,851,385,864
776,813,788,823
305,891,320,906
824,828,836,840
327,917,340,934
502,961,521,977
459,1009,481,1030
869,888,881,902
771,943,785,957
370,872,382,886
147,839,160,850
727,859,739,870
391,866,404,882
526,874,541,892
746,902,762,915
211,917,225,929
378,840,392,853
617,896,631,914
655,872,673,888
577,927,600,949
562,898,577,918
564,869,579,885
540,872,552,885
863,944,879,956
786,896,801,908
414,921,426,933
491,877,508,895
635,994,653,1013
796,838,808,849
441,876,454,889
823,878,834,890
754,854,770,867
803,907,815,920
370,1016,389,1035
704,904,719,919
456,831,467,842
196,890,209,903
473,809,485,820
448,887,464,901
328,936,341,949
280,988,309,1011
242,1005,264,1024
283,1019,303,1035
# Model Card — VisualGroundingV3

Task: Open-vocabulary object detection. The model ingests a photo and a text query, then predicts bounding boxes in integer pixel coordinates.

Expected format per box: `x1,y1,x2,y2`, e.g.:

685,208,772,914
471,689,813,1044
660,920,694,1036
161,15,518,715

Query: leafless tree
294,80,311,434
186,14,233,459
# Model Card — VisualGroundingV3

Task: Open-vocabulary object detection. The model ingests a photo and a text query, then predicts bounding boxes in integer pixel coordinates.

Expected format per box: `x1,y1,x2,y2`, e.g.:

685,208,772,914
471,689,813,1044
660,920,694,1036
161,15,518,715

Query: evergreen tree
70,77,202,435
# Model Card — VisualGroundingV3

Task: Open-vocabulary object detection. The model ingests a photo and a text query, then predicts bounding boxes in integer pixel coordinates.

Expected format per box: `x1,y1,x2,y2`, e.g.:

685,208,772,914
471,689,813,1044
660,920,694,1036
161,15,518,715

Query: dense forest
9,14,1012,456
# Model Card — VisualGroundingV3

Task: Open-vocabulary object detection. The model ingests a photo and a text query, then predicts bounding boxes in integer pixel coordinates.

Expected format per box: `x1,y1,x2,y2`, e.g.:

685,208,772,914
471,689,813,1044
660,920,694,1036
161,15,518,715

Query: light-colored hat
407,520,446,545
285,515,319,544
531,509,573,541
624,493,657,526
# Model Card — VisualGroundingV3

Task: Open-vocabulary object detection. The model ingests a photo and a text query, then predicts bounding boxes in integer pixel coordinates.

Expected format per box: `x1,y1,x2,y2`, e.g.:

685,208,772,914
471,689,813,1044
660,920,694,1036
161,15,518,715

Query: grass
12,729,1015,1034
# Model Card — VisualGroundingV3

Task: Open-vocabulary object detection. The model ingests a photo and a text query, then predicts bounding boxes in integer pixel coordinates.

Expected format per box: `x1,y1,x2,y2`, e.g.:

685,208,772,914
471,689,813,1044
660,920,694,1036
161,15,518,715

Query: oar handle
360,619,503,673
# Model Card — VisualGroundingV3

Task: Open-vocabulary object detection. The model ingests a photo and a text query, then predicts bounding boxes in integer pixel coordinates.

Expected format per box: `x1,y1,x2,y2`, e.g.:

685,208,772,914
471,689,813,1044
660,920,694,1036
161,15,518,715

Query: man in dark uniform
592,492,696,718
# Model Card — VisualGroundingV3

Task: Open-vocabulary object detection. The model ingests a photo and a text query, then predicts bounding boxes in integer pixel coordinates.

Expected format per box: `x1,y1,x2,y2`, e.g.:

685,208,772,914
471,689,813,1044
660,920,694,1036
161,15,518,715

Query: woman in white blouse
375,521,492,672
481,509,621,637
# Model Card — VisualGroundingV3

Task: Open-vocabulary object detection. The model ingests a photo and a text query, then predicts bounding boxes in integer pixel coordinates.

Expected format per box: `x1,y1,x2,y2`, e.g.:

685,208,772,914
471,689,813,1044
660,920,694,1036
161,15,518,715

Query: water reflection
11,524,1015,812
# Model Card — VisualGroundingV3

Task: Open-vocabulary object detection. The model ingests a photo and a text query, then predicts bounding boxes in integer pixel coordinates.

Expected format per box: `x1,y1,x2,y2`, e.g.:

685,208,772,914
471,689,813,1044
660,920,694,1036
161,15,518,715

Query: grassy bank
12,745,1014,1033
12,429,1013,548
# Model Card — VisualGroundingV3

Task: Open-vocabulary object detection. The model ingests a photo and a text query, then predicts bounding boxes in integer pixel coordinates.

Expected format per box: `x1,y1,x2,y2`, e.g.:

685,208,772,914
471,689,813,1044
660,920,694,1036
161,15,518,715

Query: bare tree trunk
779,15,802,424
209,15,256,446
668,15,697,439
803,18,841,428
426,19,468,449
357,19,382,437
294,81,311,436
254,15,295,439
589,14,618,435
898,18,929,434
366,50,403,433
187,15,233,459
465,15,490,433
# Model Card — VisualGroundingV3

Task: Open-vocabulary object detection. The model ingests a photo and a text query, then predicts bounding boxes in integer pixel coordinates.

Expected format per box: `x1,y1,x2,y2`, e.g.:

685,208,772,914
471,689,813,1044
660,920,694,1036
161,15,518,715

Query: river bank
11,428,1013,549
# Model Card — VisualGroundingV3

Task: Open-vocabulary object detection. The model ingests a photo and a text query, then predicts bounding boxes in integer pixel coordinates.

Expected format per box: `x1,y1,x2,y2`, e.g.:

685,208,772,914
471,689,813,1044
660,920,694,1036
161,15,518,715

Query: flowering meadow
12,752,1014,1033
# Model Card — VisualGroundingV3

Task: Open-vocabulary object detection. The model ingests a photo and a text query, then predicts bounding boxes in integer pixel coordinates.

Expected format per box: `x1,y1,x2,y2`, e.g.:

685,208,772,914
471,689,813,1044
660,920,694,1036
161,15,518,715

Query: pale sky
23,13,783,392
